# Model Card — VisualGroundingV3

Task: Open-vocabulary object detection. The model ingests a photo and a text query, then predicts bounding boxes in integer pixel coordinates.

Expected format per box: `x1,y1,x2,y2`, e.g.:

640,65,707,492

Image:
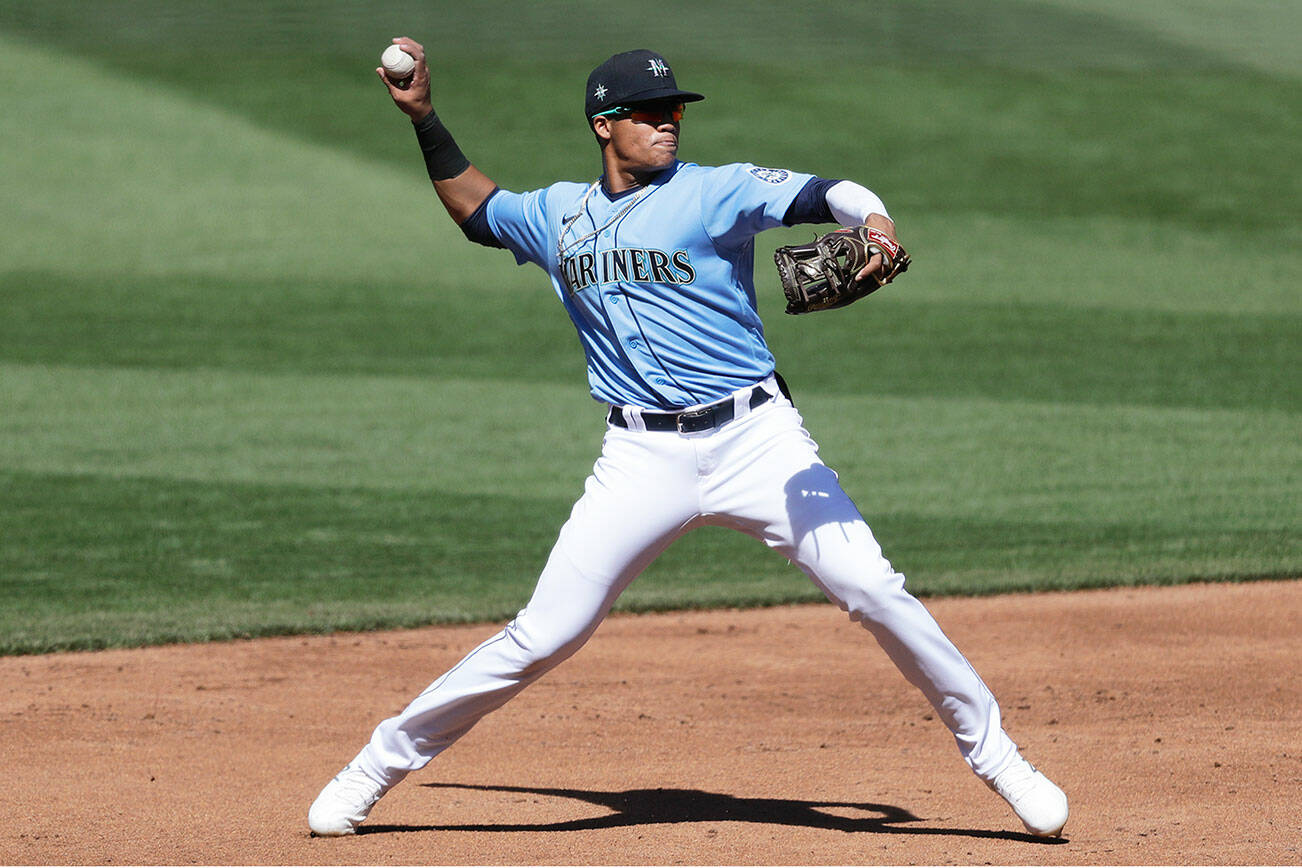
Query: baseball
381,44,416,86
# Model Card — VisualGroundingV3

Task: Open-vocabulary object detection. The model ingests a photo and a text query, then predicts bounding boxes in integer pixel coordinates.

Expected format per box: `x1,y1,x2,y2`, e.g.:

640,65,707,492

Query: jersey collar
600,161,681,201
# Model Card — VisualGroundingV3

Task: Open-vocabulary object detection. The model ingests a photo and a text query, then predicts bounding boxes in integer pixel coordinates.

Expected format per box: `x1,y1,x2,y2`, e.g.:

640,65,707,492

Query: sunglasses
594,103,686,123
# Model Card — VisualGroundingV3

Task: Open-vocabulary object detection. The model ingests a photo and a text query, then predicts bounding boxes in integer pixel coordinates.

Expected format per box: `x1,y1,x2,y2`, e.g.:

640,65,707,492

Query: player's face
595,102,683,174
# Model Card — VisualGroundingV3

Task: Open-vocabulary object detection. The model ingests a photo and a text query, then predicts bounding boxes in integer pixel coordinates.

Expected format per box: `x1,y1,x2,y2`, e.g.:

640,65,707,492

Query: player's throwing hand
377,37,432,120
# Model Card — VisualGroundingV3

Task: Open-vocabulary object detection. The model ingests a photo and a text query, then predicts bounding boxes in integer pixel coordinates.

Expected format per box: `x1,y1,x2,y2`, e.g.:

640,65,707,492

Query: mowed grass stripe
6,2,1298,234
3,271,1296,412
0,31,472,284
3,363,1297,514
0,364,602,501
1033,0,1302,78
5,0,1274,68
3,468,1294,655
776,297,1301,412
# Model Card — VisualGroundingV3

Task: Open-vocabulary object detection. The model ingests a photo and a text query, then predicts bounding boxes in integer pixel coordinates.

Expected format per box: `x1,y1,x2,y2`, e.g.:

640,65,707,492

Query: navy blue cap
585,49,705,120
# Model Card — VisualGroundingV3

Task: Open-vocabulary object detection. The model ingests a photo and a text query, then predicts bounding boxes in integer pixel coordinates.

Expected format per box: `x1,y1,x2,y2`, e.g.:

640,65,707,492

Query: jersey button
609,294,620,305
628,339,640,350
655,377,668,385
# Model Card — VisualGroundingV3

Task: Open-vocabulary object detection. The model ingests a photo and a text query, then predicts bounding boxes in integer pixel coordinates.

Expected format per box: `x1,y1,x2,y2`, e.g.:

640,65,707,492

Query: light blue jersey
485,161,812,410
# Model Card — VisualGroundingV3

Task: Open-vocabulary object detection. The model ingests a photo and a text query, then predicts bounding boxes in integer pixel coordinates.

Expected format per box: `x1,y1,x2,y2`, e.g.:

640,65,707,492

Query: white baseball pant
354,377,1020,786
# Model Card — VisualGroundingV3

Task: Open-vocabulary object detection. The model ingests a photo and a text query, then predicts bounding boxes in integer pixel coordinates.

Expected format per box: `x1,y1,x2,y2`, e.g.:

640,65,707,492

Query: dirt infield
3,580,1299,865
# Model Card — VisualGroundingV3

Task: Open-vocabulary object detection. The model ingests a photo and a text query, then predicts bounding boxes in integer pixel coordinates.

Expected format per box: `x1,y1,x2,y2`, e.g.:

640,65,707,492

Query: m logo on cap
584,49,705,120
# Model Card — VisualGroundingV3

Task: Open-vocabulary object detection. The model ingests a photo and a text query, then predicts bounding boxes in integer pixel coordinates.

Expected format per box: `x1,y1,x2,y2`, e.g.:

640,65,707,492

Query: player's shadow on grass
357,782,1063,844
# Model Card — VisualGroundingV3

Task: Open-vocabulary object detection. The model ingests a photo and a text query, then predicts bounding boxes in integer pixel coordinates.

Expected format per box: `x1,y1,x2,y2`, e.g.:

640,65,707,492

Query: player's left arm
816,180,898,282
710,165,898,282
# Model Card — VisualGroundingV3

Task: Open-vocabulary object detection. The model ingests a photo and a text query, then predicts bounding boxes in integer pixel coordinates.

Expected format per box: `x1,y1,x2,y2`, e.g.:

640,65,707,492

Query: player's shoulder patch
748,166,792,185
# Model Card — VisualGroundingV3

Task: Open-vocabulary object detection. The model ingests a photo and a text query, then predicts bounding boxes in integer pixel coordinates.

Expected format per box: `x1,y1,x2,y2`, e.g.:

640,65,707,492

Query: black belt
608,385,774,433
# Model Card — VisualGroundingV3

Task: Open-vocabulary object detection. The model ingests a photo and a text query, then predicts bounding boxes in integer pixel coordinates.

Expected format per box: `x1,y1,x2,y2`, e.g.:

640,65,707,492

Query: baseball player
308,40,1069,839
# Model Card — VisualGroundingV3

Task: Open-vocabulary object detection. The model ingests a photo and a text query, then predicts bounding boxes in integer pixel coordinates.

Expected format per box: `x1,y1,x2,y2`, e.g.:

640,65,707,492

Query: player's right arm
378,37,496,224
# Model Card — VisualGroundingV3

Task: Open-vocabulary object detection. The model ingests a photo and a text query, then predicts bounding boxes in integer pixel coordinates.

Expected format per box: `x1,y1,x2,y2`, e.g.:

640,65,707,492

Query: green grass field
1,1,1298,654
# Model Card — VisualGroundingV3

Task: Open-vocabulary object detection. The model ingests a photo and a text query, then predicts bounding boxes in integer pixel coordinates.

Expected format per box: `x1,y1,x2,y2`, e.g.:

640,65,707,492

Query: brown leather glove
774,225,910,314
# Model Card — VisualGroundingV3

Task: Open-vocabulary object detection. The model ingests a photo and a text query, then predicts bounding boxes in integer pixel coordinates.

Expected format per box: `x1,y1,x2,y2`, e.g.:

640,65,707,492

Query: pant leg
357,425,700,782
702,399,1019,780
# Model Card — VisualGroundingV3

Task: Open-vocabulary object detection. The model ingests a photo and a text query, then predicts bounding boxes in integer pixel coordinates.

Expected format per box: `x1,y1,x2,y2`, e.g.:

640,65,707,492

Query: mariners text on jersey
561,247,697,294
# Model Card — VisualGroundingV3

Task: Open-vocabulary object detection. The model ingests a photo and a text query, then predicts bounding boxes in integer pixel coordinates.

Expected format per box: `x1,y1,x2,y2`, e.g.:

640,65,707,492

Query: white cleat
988,756,1069,837
308,763,393,836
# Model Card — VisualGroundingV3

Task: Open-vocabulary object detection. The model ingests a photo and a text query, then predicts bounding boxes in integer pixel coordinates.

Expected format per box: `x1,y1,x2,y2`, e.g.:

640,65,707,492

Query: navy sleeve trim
458,187,505,248
782,176,840,226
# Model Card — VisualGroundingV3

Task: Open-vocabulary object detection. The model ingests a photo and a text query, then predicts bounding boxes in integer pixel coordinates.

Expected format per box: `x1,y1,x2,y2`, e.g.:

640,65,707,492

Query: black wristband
413,110,471,182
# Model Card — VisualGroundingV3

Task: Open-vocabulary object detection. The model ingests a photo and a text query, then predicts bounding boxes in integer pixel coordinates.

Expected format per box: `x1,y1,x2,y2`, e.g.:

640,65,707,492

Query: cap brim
616,87,705,108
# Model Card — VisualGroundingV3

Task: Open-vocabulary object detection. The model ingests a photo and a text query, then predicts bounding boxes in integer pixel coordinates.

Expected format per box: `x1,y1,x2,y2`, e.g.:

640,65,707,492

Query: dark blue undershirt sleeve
458,187,505,248
782,176,841,226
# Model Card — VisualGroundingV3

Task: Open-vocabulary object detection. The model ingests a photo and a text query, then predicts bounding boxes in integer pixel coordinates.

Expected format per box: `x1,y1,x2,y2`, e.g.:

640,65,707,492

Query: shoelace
992,760,1038,800
334,768,385,804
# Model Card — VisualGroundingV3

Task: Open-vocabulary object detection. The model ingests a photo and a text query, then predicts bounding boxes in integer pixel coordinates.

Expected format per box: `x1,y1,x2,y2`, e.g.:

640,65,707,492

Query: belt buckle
675,407,713,434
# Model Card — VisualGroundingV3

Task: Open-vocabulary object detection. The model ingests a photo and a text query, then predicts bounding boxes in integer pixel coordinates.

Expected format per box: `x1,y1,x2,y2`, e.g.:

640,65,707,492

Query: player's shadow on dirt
357,782,1063,844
